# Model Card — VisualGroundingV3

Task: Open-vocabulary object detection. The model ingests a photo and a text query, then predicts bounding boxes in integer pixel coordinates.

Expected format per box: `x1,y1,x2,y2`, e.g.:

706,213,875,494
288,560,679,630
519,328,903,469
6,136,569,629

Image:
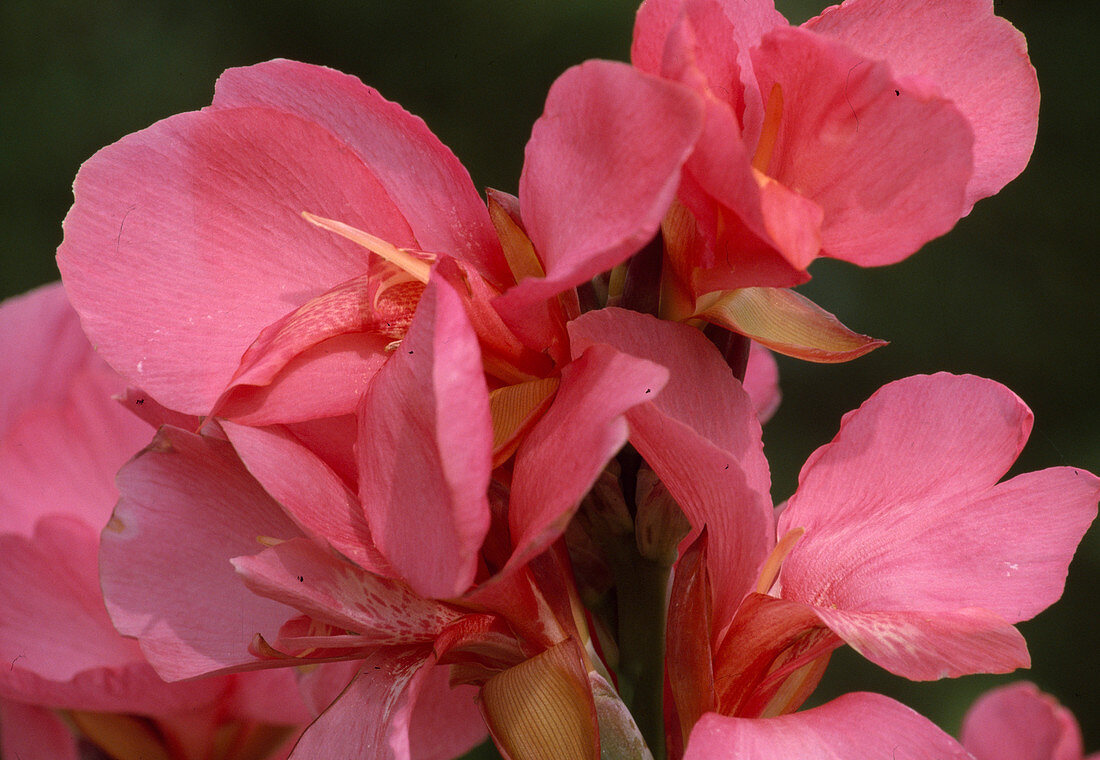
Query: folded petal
961,682,1085,760
683,692,972,759
805,0,1039,208
358,275,492,599
502,60,703,312
212,60,508,287
751,26,974,266
58,104,417,416
0,700,79,760
569,309,773,629
742,342,780,424
507,341,669,569
102,427,304,680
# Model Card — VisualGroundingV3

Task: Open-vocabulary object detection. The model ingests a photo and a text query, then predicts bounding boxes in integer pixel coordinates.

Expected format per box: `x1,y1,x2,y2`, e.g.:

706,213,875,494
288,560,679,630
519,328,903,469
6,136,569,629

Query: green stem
613,552,670,759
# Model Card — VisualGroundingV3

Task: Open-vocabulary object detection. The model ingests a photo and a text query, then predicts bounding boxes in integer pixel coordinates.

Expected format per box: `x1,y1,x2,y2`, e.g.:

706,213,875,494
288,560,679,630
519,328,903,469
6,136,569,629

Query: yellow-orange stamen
754,526,804,595
751,83,784,175
302,211,433,284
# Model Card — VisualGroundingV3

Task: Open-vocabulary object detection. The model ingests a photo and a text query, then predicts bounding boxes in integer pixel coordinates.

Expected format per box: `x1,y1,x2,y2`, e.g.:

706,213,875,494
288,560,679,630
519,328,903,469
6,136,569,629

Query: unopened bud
634,469,690,566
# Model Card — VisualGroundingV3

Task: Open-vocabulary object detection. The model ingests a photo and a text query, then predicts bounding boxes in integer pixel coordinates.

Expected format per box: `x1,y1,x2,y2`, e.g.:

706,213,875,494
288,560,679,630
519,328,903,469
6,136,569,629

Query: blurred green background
1,0,1095,754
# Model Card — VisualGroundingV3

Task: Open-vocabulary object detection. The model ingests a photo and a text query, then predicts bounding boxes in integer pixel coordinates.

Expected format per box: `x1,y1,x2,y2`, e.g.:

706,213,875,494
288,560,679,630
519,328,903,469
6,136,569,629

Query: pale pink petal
358,275,492,599
778,374,1099,679
684,692,972,759
58,104,417,416
289,648,436,760
0,700,78,760
961,682,1084,760
222,421,387,574
0,283,150,537
743,342,780,423
810,606,1029,681
806,0,1039,209
212,60,508,286
502,60,703,312
232,538,462,645
407,666,485,760
507,342,669,569
568,309,773,629
102,427,304,680
751,26,974,266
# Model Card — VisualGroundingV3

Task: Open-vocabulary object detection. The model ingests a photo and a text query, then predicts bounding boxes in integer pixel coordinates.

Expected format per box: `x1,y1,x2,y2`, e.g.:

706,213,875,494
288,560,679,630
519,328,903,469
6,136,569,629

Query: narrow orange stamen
751,83,784,175
754,526,804,595
302,211,433,284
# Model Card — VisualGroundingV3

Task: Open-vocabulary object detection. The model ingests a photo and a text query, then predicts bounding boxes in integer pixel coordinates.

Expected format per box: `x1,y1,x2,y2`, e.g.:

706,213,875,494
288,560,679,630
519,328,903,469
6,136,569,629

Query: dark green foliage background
2,1,1095,755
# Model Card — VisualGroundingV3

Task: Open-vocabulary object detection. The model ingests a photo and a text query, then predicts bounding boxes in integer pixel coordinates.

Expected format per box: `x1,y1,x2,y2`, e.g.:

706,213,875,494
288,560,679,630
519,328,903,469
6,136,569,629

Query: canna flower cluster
2,1,1095,759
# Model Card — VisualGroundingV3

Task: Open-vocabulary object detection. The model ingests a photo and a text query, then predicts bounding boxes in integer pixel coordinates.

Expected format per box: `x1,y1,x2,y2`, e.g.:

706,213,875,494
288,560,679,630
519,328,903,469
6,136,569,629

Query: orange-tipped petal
695,287,886,362
480,639,598,760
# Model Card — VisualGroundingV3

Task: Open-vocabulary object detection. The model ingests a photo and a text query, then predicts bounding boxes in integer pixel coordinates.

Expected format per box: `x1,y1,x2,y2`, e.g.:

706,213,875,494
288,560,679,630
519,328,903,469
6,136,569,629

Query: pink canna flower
0,283,309,760
960,682,1099,760
625,0,1039,363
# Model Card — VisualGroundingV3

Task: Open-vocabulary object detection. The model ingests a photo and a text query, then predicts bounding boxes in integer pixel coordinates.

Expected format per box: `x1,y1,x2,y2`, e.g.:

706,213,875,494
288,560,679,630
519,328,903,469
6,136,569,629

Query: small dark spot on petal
297,576,304,582
894,89,900,96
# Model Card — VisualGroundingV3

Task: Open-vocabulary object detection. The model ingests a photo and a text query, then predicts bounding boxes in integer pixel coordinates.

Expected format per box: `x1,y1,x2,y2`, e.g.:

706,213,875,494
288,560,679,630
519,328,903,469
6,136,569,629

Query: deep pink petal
569,309,773,629
58,105,417,416
289,648,436,760
780,375,1098,620
212,60,508,287
0,283,150,537
806,0,1039,209
358,275,492,599
507,342,669,569
961,682,1085,760
223,669,312,726
810,606,1029,681
0,700,79,760
232,538,462,645
503,60,703,312
751,26,974,266
684,692,972,759
102,427,304,680
407,666,486,760
222,421,387,574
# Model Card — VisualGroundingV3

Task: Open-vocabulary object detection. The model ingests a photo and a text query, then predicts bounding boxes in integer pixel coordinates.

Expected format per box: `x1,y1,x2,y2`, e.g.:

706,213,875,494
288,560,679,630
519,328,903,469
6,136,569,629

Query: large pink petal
751,26,974,266
408,666,486,760
289,647,437,760
58,104,417,416
212,60,508,287
0,283,150,537
0,516,223,714
222,421,387,574
102,427,304,680
507,342,669,569
232,539,462,646
806,0,1039,209
569,309,773,628
683,692,972,759
358,275,492,599
502,60,703,312
0,700,79,760
961,682,1085,760
743,342,780,423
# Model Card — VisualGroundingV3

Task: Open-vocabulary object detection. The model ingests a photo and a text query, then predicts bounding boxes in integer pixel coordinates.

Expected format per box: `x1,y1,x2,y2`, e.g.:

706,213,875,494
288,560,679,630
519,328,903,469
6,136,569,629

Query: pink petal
0,283,150,537
961,682,1085,760
506,342,669,570
222,421,387,574
58,104,417,417
358,275,492,599
232,538,462,645
101,427,304,680
502,60,703,312
684,692,972,759
569,309,773,629
743,342,780,423
211,60,508,287
778,374,1099,678
751,26,974,266
408,666,486,760
0,700,79,760
806,0,1039,209
289,648,437,760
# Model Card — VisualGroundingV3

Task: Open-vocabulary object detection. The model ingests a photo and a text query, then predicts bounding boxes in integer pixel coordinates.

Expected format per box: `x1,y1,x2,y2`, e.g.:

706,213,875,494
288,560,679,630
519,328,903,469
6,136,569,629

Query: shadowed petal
961,682,1085,760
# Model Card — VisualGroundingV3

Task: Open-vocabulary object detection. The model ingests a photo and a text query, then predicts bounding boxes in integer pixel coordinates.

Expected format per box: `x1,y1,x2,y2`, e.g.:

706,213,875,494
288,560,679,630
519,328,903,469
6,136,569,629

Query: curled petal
961,682,1086,760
